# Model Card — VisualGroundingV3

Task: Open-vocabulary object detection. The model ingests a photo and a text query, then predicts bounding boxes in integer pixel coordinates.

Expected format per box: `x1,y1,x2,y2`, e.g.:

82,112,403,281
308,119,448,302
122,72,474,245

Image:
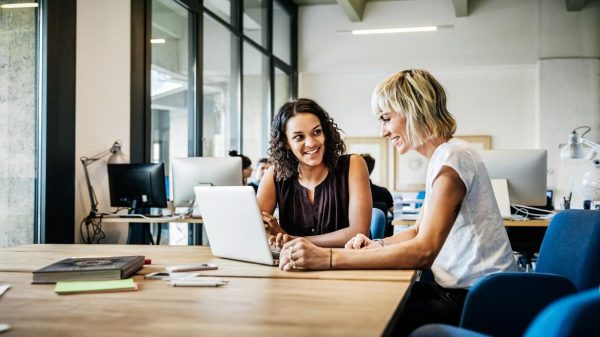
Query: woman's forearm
332,239,435,270
382,227,418,245
306,225,369,248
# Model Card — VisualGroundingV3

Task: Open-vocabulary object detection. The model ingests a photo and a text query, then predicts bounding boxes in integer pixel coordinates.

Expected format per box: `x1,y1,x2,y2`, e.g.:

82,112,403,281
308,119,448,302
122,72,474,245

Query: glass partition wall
138,0,297,245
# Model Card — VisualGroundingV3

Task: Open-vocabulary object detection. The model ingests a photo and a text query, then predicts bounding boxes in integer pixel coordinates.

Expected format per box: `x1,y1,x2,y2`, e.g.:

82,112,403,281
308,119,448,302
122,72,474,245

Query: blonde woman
278,70,516,335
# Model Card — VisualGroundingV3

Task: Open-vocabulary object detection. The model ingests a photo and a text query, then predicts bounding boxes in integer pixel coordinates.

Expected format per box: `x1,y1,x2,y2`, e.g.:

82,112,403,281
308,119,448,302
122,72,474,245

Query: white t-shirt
425,139,517,289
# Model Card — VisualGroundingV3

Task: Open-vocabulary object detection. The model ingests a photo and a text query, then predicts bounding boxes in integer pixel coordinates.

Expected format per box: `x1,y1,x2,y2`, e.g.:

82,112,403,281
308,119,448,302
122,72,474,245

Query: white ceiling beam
566,0,588,11
336,0,366,22
452,0,469,17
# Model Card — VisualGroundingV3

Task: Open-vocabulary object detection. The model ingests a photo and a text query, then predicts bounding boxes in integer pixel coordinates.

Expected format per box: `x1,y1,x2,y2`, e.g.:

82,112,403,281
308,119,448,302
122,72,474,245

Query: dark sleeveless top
274,154,351,236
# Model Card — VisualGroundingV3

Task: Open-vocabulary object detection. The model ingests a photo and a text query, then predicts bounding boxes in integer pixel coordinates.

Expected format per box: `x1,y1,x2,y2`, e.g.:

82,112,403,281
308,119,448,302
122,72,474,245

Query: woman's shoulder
442,138,473,153
436,139,479,162
333,153,353,169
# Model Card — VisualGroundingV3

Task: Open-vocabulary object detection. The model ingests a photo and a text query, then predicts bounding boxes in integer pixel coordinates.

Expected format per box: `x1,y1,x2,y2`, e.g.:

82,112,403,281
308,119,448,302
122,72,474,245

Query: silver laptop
194,186,279,266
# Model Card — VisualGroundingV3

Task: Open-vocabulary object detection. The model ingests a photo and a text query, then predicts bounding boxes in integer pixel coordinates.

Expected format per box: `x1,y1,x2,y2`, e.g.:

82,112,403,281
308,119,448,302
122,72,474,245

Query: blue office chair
459,273,577,337
370,208,386,240
410,210,600,337
410,289,600,337
535,209,600,291
523,288,600,337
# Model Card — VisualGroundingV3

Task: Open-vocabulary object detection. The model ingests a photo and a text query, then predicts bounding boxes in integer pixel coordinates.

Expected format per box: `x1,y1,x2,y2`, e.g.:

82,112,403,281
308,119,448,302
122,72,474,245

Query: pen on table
169,279,228,287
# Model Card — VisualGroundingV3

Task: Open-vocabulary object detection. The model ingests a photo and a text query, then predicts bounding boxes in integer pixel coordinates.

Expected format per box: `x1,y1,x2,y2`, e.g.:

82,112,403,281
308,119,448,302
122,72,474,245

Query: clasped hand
278,237,329,271
277,234,384,271
344,233,382,249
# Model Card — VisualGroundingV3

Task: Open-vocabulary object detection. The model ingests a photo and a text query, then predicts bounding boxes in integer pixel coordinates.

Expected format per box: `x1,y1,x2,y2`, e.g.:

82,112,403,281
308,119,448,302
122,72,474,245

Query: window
203,13,240,157
203,0,232,26
243,0,267,49
242,42,269,161
150,0,195,167
273,0,291,64
274,67,291,114
133,0,297,245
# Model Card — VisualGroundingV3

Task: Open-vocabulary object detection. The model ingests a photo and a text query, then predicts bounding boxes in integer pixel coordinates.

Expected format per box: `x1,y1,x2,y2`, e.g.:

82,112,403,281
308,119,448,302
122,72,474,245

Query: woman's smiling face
378,111,413,155
285,112,326,168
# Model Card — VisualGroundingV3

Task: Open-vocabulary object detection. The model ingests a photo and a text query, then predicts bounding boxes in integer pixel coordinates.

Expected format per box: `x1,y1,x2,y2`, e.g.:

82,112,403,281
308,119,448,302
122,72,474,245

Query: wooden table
392,218,550,227
0,245,416,337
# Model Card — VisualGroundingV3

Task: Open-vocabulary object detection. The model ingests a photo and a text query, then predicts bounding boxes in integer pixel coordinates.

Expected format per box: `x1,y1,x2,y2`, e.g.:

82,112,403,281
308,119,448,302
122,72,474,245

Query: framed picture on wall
455,135,492,150
344,137,388,187
393,135,492,191
393,150,428,192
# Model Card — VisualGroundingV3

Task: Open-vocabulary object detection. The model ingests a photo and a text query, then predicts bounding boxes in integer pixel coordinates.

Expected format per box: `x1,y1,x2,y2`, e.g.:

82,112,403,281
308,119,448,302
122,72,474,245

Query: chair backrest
536,210,600,290
370,208,386,240
524,289,600,337
460,272,577,337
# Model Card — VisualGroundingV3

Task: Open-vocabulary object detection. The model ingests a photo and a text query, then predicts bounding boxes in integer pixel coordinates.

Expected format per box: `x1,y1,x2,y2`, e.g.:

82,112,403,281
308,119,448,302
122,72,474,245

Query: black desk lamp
80,140,128,243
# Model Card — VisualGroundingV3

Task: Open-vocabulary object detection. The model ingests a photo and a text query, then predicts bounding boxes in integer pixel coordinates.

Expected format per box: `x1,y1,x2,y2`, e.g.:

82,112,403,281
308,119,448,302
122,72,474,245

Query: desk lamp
80,140,128,243
560,126,600,206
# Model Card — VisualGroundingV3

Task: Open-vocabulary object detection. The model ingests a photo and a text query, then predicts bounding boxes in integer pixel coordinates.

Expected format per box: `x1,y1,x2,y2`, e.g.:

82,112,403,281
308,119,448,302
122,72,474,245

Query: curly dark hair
268,98,346,180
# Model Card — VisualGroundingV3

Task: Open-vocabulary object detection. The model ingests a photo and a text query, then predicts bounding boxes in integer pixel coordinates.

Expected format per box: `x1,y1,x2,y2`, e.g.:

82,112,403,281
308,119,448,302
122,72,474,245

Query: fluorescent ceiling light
150,38,166,44
0,3,38,8
352,26,437,35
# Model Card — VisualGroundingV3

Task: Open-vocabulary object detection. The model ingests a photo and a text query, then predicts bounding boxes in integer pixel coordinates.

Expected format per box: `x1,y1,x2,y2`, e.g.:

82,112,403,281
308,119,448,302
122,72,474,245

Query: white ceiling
293,0,589,22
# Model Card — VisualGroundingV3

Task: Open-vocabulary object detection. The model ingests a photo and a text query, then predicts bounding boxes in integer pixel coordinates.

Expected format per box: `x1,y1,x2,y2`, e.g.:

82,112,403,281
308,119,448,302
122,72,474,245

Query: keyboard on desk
104,214,164,218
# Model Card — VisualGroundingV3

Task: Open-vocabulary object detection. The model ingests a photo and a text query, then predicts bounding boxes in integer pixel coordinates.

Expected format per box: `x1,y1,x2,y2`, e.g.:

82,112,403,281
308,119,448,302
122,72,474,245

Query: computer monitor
479,150,548,206
172,157,243,207
107,163,168,213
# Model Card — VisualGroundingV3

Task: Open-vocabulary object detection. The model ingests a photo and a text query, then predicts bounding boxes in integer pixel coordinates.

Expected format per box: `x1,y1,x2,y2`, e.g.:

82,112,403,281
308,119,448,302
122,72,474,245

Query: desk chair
374,201,394,237
409,209,600,337
371,208,386,240
410,288,600,337
535,209,600,291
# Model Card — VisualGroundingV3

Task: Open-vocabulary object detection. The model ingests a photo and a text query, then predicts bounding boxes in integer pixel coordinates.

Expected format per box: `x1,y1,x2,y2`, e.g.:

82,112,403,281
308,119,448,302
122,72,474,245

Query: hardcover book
32,256,145,284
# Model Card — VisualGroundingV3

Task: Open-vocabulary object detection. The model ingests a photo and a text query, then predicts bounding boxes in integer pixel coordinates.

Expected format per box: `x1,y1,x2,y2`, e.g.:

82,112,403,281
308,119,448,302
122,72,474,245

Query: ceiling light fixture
0,3,38,8
352,26,438,35
150,38,166,44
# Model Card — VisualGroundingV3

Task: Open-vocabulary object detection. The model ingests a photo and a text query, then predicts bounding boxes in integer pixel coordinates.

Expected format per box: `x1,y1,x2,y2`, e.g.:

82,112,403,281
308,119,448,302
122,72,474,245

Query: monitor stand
126,200,155,245
491,178,511,219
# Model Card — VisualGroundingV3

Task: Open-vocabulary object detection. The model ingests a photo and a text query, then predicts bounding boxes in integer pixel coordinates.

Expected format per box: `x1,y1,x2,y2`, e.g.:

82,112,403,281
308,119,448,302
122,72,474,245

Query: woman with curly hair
257,98,372,248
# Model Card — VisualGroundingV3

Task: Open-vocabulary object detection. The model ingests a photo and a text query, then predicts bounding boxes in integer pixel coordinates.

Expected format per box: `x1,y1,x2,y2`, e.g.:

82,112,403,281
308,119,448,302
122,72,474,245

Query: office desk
99,216,203,224
391,218,550,227
0,245,415,337
95,216,203,245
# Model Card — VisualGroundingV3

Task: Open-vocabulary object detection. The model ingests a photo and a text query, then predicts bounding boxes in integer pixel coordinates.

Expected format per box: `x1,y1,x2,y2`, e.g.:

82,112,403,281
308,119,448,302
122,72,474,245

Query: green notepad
55,278,137,294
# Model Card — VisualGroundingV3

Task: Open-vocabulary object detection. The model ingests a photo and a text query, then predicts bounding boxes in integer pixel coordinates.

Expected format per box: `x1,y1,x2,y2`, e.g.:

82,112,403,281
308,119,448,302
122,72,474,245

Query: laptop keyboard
270,247,281,260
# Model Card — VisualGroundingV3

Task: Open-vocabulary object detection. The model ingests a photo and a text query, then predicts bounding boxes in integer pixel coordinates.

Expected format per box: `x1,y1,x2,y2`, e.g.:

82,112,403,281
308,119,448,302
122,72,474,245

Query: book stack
32,256,145,284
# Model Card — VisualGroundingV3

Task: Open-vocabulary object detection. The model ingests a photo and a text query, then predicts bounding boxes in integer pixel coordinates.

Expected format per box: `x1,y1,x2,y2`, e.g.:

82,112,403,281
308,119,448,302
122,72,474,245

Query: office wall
298,0,600,194
75,0,131,243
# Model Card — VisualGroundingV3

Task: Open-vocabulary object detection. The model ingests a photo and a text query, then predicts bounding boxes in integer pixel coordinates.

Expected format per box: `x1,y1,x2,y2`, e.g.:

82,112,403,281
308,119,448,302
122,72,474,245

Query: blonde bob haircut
371,69,456,147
